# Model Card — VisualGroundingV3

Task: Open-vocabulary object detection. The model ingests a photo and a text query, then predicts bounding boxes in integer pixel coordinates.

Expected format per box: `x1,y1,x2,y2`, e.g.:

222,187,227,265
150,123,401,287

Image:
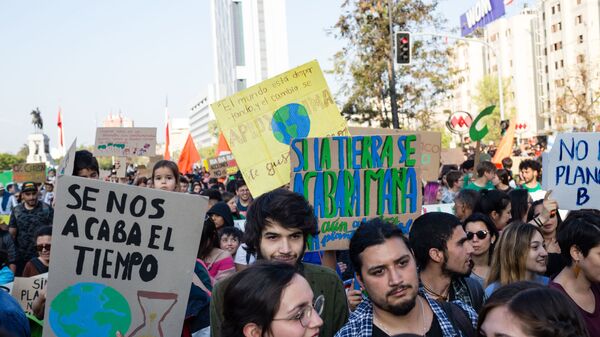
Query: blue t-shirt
0,265,14,285
485,275,549,298
0,290,31,337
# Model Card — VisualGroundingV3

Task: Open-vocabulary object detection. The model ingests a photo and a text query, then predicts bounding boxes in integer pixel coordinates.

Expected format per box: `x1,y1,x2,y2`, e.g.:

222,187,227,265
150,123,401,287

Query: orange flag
164,108,171,160
492,118,516,168
216,132,231,155
178,133,201,174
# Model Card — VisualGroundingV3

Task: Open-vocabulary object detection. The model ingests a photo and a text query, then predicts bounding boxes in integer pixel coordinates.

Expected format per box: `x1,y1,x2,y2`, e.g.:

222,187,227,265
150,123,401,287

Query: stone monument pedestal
27,133,54,165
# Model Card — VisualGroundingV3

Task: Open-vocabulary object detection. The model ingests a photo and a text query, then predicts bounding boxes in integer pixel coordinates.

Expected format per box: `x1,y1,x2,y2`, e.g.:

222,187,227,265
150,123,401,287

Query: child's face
220,234,240,256
153,167,178,191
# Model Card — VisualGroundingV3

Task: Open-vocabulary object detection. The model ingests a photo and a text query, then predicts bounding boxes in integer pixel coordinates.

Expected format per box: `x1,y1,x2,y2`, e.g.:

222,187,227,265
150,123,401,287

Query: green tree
0,153,25,171
331,0,454,129
473,75,514,144
556,63,600,131
16,144,28,161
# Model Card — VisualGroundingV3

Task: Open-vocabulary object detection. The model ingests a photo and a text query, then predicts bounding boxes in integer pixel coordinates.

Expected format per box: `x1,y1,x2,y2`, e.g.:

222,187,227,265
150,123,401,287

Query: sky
0,0,530,154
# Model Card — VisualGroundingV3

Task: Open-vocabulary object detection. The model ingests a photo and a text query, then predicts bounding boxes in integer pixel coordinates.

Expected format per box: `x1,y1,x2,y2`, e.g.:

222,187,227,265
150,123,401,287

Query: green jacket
210,262,349,337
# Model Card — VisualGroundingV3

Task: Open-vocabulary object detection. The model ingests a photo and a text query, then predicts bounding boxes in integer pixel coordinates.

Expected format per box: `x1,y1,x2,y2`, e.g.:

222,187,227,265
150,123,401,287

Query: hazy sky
0,0,528,154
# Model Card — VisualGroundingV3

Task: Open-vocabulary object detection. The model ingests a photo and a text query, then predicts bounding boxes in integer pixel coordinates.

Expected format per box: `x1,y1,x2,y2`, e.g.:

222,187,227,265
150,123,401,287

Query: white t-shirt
234,244,256,266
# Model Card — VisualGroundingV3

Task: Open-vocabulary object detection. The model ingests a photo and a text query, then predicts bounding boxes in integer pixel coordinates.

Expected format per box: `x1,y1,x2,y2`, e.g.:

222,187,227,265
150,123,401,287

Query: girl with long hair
463,213,499,287
485,222,549,297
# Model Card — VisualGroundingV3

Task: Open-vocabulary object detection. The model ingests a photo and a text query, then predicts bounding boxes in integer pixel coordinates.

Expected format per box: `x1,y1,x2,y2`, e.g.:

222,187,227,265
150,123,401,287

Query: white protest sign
57,139,77,178
542,132,599,210
422,203,455,215
43,176,207,337
10,273,48,314
94,127,157,157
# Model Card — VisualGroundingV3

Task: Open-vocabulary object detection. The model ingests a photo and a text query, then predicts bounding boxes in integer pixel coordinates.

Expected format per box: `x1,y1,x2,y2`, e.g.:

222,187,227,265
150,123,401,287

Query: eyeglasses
36,244,51,252
466,230,488,240
273,294,324,328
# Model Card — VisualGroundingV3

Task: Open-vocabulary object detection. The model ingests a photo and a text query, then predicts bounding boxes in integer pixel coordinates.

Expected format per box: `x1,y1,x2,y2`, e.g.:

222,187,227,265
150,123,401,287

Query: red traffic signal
396,32,411,65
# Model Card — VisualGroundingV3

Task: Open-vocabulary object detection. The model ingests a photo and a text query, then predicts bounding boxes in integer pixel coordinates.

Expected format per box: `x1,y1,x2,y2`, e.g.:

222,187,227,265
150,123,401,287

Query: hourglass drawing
128,291,178,337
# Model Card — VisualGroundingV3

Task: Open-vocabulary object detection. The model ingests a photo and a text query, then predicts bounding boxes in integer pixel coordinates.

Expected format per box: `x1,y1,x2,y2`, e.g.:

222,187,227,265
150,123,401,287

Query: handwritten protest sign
290,134,422,250
13,163,46,183
542,132,599,210
422,203,455,215
57,139,77,178
208,154,239,178
43,176,207,337
11,273,48,314
349,127,441,181
211,60,349,197
94,127,157,157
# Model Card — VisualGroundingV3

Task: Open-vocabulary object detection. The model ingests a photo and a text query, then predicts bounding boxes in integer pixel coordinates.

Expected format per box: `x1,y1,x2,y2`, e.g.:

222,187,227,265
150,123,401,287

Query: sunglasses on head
36,244,51,252
466,230,488,240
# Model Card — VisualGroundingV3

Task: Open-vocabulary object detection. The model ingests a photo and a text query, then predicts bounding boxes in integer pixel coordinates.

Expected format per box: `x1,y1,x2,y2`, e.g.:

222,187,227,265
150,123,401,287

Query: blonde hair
486,222,543,287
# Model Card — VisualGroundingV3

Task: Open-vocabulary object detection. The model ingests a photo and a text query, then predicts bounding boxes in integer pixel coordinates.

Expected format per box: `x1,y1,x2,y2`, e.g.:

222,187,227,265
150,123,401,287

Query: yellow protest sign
211,60,349,196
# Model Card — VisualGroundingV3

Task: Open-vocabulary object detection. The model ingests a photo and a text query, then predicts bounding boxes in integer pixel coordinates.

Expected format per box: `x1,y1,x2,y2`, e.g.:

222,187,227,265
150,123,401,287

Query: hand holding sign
541,190,558,221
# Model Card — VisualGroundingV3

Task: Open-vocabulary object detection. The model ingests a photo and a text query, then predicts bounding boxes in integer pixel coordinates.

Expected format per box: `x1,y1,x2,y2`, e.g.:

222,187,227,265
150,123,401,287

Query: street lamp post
388,0,399,129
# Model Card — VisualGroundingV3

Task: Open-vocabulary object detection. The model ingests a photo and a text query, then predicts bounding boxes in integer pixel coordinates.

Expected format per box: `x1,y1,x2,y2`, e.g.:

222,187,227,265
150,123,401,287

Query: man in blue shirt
336,218,477,337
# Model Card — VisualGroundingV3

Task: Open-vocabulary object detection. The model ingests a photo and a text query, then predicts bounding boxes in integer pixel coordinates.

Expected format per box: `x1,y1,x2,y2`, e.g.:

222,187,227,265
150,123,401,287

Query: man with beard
8,182,53,276
210,188,349,337
409,212,484,313
336,218,477,337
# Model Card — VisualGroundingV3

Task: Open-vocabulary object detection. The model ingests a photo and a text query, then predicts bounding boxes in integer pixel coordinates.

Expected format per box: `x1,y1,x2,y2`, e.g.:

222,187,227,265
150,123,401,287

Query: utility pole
388,0,399,129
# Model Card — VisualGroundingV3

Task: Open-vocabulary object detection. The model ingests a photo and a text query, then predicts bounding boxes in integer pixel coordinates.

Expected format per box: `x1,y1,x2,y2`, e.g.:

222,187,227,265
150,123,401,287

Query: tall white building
449,7,541,138
537,0,600,131
190,0,290,147
189,85,217,148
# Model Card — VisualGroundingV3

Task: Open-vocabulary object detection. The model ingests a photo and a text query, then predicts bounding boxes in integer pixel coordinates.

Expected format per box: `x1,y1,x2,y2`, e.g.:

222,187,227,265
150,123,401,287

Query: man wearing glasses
211,189,349,337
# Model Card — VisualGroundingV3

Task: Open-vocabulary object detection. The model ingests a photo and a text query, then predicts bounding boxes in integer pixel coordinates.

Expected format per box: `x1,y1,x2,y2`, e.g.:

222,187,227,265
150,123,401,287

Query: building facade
448,0,600,136
189,0,290,147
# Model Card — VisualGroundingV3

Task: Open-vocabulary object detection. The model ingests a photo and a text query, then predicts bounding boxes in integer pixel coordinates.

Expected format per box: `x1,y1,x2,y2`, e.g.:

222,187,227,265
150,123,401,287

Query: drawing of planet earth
271,103,311,144
49,282,131,337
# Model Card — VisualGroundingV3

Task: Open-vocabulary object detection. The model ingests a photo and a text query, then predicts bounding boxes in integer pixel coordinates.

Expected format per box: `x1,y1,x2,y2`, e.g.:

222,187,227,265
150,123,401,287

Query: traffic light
500,119,510,136
396,32,411,65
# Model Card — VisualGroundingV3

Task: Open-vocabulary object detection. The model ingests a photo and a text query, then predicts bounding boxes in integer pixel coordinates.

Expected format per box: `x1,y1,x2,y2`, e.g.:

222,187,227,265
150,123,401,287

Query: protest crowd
0,60,599,337
1,139,599,337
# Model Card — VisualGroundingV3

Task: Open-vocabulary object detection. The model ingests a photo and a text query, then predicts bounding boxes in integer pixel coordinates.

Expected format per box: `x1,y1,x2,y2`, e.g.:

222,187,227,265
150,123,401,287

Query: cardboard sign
13,163,46,183
57,139,77,178
114,157,127,178
542,132,599,210
349,127,441,181
422,203,455,215
43,176,207,337
441,148,465,166
290,135,422,250
208,154,239,178
10,273,48,314
211,60,349,197
94,127,157,157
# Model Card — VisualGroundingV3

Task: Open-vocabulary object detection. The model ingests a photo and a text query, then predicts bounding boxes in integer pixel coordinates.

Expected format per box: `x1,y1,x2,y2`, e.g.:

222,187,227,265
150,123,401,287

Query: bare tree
556,63,600,131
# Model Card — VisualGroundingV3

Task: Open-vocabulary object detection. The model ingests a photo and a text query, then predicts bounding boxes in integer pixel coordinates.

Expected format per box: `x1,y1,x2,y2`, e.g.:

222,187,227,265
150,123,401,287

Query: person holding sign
22,226,51,278
222,262,324,337
72,150,100,179
210,189,349,337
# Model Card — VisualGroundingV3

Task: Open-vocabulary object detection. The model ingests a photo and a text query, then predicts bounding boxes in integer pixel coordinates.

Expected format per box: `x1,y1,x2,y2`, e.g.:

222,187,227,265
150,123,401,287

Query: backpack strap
439,301,476,337
464,277,484,312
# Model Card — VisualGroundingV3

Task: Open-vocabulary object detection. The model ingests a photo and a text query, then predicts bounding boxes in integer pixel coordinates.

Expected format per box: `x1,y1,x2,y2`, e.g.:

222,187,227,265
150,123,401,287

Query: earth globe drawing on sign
49,282,131,337
271,103,311,145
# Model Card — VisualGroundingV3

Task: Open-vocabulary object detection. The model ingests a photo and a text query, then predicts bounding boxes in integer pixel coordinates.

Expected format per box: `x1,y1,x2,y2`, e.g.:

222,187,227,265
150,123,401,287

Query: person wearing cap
8,182,53,276
0,183,11,215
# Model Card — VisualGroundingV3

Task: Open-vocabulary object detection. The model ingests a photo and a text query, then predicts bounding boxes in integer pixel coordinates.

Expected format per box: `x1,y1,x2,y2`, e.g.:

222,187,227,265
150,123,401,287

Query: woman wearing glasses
22,225,52,277
462,213,499,287
222,261,323,337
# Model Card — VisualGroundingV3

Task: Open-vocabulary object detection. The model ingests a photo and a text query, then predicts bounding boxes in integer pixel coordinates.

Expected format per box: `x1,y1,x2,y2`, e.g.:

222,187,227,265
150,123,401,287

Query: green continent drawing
49,282,131,337
271,103,311,144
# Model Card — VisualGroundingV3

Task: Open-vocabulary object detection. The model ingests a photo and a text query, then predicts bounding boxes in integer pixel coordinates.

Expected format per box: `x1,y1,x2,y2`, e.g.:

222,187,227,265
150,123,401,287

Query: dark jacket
207,202,234,228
